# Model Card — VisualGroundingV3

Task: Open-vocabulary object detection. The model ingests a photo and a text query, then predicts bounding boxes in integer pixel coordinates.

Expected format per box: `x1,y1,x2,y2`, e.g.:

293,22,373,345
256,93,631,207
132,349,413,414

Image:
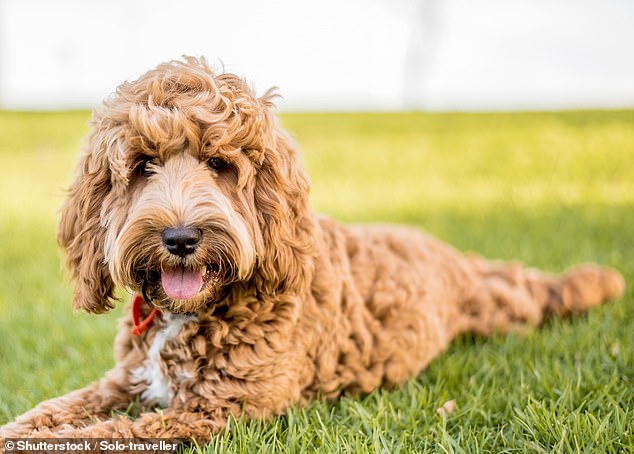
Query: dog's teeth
201,266,207,275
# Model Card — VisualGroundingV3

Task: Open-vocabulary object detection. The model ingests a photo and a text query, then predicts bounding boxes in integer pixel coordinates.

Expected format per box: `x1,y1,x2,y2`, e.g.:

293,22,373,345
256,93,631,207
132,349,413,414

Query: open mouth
160,264,218,300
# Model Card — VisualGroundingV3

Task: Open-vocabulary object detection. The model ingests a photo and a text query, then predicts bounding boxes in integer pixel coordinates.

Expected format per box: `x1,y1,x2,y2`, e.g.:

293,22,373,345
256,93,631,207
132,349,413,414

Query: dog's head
58,57,314,314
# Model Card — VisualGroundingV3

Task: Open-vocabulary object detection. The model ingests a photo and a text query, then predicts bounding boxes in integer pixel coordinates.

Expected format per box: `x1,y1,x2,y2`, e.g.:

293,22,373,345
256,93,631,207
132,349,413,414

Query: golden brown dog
0,57,624,442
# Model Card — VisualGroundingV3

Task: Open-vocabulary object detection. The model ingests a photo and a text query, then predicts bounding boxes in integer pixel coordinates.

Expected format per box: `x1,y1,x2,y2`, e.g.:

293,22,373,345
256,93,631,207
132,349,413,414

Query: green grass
0,109,632,452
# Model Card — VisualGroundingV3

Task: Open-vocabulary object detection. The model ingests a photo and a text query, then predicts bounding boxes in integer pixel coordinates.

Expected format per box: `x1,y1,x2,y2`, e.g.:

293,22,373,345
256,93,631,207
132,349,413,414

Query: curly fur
0,57,625,443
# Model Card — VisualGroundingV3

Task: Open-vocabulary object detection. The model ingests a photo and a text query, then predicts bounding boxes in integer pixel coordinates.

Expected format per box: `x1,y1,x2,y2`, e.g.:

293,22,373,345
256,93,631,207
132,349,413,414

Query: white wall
0,0,632,111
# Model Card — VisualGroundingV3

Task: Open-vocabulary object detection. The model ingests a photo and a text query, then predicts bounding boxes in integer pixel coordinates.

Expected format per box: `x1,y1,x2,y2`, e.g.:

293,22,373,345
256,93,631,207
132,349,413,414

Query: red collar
131,294,161,336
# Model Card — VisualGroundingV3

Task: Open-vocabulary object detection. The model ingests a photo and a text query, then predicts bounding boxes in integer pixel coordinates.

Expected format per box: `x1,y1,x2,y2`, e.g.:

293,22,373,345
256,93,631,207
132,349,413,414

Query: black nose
161,227,202,257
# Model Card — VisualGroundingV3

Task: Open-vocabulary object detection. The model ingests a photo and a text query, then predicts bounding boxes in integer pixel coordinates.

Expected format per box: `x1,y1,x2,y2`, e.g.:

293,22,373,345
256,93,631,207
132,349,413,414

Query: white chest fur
132,313,196,407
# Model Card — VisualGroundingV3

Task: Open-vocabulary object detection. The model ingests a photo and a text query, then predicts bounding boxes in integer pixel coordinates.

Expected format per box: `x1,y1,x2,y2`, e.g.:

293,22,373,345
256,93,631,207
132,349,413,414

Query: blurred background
1,0,633,112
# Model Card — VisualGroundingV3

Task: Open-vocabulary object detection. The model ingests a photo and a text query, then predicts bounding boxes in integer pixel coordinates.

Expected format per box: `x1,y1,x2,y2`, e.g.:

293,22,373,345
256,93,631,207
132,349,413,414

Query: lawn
0,109,632,452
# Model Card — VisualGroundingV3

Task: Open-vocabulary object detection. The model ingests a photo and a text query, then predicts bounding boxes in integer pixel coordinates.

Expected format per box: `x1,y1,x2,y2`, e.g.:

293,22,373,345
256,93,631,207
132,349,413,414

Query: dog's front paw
0,421,35,440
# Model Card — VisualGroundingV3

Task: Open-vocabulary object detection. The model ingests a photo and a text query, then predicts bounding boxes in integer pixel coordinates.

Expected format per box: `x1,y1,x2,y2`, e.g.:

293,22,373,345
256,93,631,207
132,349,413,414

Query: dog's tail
457,259,625,336
530,264,624,317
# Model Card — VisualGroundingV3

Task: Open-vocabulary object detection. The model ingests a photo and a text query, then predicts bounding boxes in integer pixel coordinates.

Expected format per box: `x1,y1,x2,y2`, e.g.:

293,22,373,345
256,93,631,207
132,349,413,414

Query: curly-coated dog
0,57,624,442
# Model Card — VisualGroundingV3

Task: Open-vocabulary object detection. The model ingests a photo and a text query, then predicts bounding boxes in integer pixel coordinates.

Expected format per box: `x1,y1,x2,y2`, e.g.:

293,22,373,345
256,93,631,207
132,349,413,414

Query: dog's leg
456,260,625,336
30,406,228,443
0,369,132,438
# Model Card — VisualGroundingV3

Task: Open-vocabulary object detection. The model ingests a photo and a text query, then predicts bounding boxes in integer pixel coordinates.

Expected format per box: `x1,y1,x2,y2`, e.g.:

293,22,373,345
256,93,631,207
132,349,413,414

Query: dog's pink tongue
161,268,203,300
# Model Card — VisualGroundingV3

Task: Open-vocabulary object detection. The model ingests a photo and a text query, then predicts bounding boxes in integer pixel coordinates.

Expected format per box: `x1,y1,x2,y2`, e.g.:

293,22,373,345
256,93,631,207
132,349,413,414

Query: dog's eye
207,157,229,173
132,156,154,177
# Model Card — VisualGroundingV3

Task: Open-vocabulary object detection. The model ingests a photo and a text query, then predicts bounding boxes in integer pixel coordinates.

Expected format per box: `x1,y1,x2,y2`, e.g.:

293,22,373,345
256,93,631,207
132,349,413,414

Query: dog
0,56,624,443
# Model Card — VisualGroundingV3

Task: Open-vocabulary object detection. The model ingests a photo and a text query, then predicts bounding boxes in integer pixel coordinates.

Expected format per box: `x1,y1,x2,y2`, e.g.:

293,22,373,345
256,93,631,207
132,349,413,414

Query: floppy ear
57,117,119,313
252,124,315,297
